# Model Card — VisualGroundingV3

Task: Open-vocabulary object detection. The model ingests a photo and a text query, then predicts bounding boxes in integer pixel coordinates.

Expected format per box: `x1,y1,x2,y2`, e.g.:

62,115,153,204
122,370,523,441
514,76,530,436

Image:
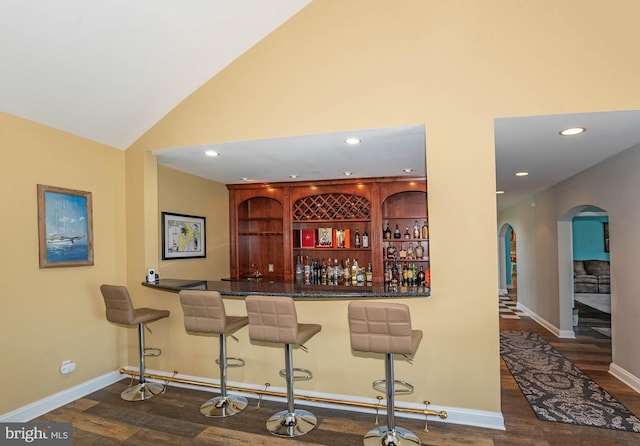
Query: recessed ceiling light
241,177,250,182
204,150,220,157
514,172,529,177
289,175,298,179
496,190,505,194
559,127,586,136
403,168,413,173
343,171,353,176
345,138,361,145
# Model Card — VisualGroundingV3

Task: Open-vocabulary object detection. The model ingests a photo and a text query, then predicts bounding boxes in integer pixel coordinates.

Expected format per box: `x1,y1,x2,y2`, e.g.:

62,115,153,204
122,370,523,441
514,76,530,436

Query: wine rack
293,193,371,221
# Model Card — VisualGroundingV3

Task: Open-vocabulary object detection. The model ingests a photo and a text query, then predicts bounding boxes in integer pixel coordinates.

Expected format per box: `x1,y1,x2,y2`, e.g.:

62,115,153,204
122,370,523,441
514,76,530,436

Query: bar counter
142,278,430,299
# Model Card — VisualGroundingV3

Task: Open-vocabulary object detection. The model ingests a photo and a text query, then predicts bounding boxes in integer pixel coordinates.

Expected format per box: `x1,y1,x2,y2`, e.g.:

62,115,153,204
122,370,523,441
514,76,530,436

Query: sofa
574,260,610,294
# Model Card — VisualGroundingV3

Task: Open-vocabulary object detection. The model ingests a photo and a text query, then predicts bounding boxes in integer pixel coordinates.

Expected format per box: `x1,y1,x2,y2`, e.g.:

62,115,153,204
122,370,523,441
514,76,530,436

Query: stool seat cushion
179,290,248,335
348,301,422,355
245,296,321,345
101,284,170,326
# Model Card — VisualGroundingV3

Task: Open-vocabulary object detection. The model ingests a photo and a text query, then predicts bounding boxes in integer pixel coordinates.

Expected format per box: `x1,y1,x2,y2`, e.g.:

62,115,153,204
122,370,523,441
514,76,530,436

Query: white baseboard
609,363,640,394
143,369,506,431
1,367,505,431
516,302,576,339
0,371,122,422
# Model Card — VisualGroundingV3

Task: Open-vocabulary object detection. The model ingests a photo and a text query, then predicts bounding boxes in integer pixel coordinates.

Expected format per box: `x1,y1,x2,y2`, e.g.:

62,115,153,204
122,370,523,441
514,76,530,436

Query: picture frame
37,184,94,268
162,212,206,259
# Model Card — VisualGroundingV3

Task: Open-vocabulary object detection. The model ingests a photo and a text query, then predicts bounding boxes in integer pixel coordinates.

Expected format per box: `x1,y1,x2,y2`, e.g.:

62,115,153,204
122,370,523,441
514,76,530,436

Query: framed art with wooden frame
162,212,206,259
37,184,94,268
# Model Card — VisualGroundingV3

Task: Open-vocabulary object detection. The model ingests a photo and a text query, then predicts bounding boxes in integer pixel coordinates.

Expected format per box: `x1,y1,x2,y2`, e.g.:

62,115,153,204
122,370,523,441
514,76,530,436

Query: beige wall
124,0,640,416
0,112,126,415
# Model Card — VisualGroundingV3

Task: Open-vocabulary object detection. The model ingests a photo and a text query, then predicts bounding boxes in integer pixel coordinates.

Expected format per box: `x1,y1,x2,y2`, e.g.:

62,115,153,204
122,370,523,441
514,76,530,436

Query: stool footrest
215,357,245,368
144,347,162,357
279,367,313,381
373,379,414,394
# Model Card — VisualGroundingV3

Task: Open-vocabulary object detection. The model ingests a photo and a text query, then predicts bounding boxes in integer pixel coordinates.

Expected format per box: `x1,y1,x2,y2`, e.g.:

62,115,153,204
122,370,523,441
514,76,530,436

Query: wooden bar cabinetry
228,177,427,284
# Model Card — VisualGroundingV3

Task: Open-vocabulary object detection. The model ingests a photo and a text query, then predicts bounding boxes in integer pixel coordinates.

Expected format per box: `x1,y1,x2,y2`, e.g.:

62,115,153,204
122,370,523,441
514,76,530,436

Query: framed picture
37,184,94,268
162,212,206,259
317,227,333,247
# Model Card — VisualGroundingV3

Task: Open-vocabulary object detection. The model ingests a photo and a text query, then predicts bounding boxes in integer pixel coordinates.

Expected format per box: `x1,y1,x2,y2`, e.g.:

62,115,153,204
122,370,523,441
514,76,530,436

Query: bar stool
179,290,249,417
348,301,423,446
100,284,170,401
245,295,321,437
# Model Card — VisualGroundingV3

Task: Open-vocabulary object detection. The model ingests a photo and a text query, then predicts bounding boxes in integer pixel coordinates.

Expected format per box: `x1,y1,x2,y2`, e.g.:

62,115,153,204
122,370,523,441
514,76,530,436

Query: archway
557,205,610,338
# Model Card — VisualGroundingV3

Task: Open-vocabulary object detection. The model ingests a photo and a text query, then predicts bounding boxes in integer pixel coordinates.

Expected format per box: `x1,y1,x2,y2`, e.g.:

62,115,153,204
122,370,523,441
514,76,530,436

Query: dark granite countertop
142,278,429,300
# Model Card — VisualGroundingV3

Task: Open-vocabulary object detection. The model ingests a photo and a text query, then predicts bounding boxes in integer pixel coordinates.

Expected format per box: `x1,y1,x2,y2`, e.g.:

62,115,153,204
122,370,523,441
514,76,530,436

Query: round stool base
121,382,164,402
200,395,248,417
363,426,421,446
265,409,318,437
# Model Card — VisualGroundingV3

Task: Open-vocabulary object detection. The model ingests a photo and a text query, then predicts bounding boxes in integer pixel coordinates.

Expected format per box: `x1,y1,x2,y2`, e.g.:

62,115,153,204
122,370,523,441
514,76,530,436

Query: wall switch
268,264,274,272
60,360,76,374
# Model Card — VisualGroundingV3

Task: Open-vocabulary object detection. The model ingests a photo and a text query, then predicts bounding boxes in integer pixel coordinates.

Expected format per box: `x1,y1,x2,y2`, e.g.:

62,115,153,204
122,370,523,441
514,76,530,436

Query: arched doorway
557,205,611,339
498,223,517,299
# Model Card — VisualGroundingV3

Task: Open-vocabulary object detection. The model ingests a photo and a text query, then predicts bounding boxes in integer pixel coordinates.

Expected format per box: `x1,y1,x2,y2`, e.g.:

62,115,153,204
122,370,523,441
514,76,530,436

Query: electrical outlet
268,264,274,272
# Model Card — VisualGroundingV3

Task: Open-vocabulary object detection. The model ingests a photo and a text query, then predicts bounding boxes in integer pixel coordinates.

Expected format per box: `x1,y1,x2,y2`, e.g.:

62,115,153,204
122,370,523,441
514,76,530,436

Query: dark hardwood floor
33,301,640,445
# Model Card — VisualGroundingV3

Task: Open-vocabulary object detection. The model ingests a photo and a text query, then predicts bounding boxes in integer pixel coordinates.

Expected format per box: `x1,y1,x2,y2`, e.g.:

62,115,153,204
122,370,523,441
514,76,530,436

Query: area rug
500,330,640,432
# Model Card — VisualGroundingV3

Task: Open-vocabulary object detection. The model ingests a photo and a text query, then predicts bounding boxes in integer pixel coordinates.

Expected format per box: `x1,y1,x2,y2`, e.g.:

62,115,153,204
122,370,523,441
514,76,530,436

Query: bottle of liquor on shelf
334,259,342,284
402,263,409,286
354,229,361,248
404,227,411,239
384,262,392,283
343,258,351,283
398,242,407,259
407,242,414,259
393,224,401,239
321,259,327,285
351,258,358,284
365,263,373,283
295,256,304,284
326,259,334,284
413,220,420,238
426,267,431,287
304,256,311,285
421,220,429,239
386,242,397,259
415,240,424,259
384,223,392,240
417,265,425,286
362,230,369,248
392,260,400,285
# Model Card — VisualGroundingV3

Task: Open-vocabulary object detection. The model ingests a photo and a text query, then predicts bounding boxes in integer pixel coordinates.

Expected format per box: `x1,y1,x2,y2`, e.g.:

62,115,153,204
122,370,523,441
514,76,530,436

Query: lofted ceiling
2,1,639,211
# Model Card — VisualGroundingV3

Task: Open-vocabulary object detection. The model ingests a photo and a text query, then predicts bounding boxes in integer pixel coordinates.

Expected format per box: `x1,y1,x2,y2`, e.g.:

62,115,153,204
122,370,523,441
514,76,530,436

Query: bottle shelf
238,232,283,236
385,258,429,262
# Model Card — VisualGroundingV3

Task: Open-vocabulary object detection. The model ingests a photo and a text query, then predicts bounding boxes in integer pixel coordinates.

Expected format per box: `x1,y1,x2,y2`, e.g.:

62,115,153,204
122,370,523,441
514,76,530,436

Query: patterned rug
500,331,640,432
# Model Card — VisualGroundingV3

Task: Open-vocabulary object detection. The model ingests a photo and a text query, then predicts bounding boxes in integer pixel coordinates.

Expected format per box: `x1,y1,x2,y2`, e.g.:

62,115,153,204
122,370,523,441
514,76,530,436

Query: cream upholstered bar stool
245,295,322,437
348,301,423,446
178,289,249,417
100,284,170,401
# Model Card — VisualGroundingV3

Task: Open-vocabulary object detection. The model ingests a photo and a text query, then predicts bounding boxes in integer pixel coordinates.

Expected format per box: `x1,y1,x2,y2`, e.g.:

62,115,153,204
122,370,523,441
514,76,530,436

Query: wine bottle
354,229,361,248
362,230,369,248
417,265,425,286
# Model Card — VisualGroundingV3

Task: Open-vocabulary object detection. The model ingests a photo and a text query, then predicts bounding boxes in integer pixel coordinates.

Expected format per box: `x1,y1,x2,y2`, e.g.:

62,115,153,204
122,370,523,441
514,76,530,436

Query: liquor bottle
384,223,392,240
415,240,424,259
365,263,373,282
344,258,351,282
295,256,304,284
417,265,425,286
384,262,392,283
404,227,411,239
393,224,401,239
354,229,361,248
398,242,407,259
413,220,420,238
351,258,358,284
304,256,311,285
321,259,327,285
362,230,369,248
334,259,342,283
392,260,400,284
426,267,431,287
421,220,429,239
402,263,409,286
326,259,334,284
386,242,396,259
407,242,414,259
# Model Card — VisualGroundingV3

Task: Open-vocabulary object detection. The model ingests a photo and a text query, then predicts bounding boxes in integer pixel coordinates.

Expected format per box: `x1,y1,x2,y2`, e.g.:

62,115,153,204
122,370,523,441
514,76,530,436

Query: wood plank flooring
33,303,640,445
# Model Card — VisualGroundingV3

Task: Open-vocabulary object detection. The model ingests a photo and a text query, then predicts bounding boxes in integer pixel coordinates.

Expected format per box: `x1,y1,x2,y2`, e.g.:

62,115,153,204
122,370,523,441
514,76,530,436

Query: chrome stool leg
363,353,421,446
121,323,164,401
265,344,317,437
200,333,248,417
